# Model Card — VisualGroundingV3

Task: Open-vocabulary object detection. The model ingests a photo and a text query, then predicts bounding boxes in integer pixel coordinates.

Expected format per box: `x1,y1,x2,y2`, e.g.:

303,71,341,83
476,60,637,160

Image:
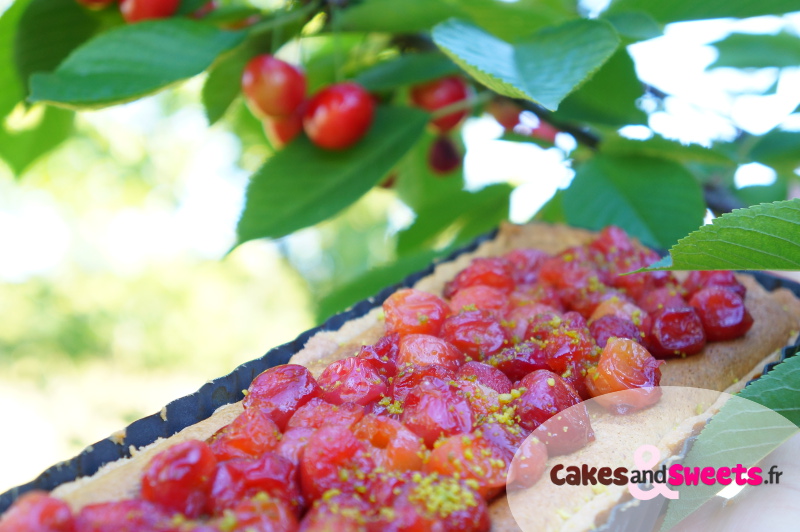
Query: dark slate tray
1,231,798,520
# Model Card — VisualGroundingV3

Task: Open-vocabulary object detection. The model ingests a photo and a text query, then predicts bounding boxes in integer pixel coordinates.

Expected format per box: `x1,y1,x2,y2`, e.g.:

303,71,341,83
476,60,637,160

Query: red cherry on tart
441,309,509,360
286,397,364,430
119,0,179,22
141,440,217,518
352,414,425,472
211,493,298,532
586,337,663,414
208,452,302,515
589,314,642,348
383,288,449,337
389,474,490,532
242,55,306,118
401,376,474,448
397,334,465,372
682,270,746,299
425,432,509,499
513,370,593,455
243,364,321,430
302,82,374,150
316,356,388,405
0,491,74,532
300,426,375,500
389,363,455,404
456,361,513,394
75,499,170,531
444,257,515,298
689,286,753,341
410,76,472,133
647,307,706,358
357,332,400,377
208,408,281,462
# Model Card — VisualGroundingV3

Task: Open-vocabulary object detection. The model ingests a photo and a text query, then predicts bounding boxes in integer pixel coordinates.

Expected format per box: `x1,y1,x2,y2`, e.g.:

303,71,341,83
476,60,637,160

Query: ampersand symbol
628,445,680,500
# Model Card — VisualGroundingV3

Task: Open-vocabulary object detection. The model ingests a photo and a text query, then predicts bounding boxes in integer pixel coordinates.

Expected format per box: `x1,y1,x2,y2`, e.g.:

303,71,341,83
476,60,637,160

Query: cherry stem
430,91,493,120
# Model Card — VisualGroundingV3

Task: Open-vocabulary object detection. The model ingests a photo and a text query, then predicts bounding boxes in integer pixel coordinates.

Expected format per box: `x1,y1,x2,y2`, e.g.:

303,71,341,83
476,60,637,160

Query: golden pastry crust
26,223,800,531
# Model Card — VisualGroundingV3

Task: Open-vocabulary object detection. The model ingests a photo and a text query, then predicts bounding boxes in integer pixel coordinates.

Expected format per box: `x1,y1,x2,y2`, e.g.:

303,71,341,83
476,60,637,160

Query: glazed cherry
211,493,298,532
456,361,512,394
443,257,514,298
454,378,501,419
400,376,474,448
300,426,376,500
390,363,455,404
441,309,509,360
74,500,170,532
286,397,364,430
647,307,706,358
586,337,663,414
689,287,753,341
682,270,746,299
209,452,302,515
389,474,489,532
0,491,74,532
141,440,217,518
589,314,642,348
589,297,651,338
119,0,179,22
243,364,322,430
507,436,549,489
352,414,425,472
410,76,472,133
513,370,593,455
242,55,306,118
449,285,510,314
504,248,551,285
207,408,281,462
637,286,686,314
299,492,373,531
487,341,549,382
425,433,508,499
316,357,387,406
356,333,400,377
275,427,315,466
383,288,449,337
428,135,462,174
397,334,465,372
303,82,374,150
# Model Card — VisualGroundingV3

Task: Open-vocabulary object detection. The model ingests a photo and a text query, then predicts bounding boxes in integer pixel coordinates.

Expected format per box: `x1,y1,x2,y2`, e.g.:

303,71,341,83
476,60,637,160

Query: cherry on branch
303,82,375,150
410,76,472,133
76,0,115,9
119,0,180,22
242,55,307,119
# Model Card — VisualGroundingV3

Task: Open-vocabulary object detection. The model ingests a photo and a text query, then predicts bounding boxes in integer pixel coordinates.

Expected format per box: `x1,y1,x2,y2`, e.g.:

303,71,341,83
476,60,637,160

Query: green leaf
711,32,800,69
14,0,99,94
29,20,245,109
301,34,377,93
0,0,31,119
607,0,800,23
602,11,662,42
735,178,788,207
638,199,800,272
339,0,466,33
355,53,460,92
602,135,736,167
178,0,209,16
202,45,251,125
563,154,706,249
397,184,512,256
553,48,646,127
235,106,429,244
749,130,800,174
455,0,573,41
432,18,619,111
316,249,442,323
394,132,466,212
660,356,800,531
0,106,73,177
534,189,567,223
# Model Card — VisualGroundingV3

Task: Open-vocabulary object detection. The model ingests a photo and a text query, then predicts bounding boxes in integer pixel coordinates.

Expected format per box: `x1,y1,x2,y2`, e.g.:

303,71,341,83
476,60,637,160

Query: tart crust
34,223,800,531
